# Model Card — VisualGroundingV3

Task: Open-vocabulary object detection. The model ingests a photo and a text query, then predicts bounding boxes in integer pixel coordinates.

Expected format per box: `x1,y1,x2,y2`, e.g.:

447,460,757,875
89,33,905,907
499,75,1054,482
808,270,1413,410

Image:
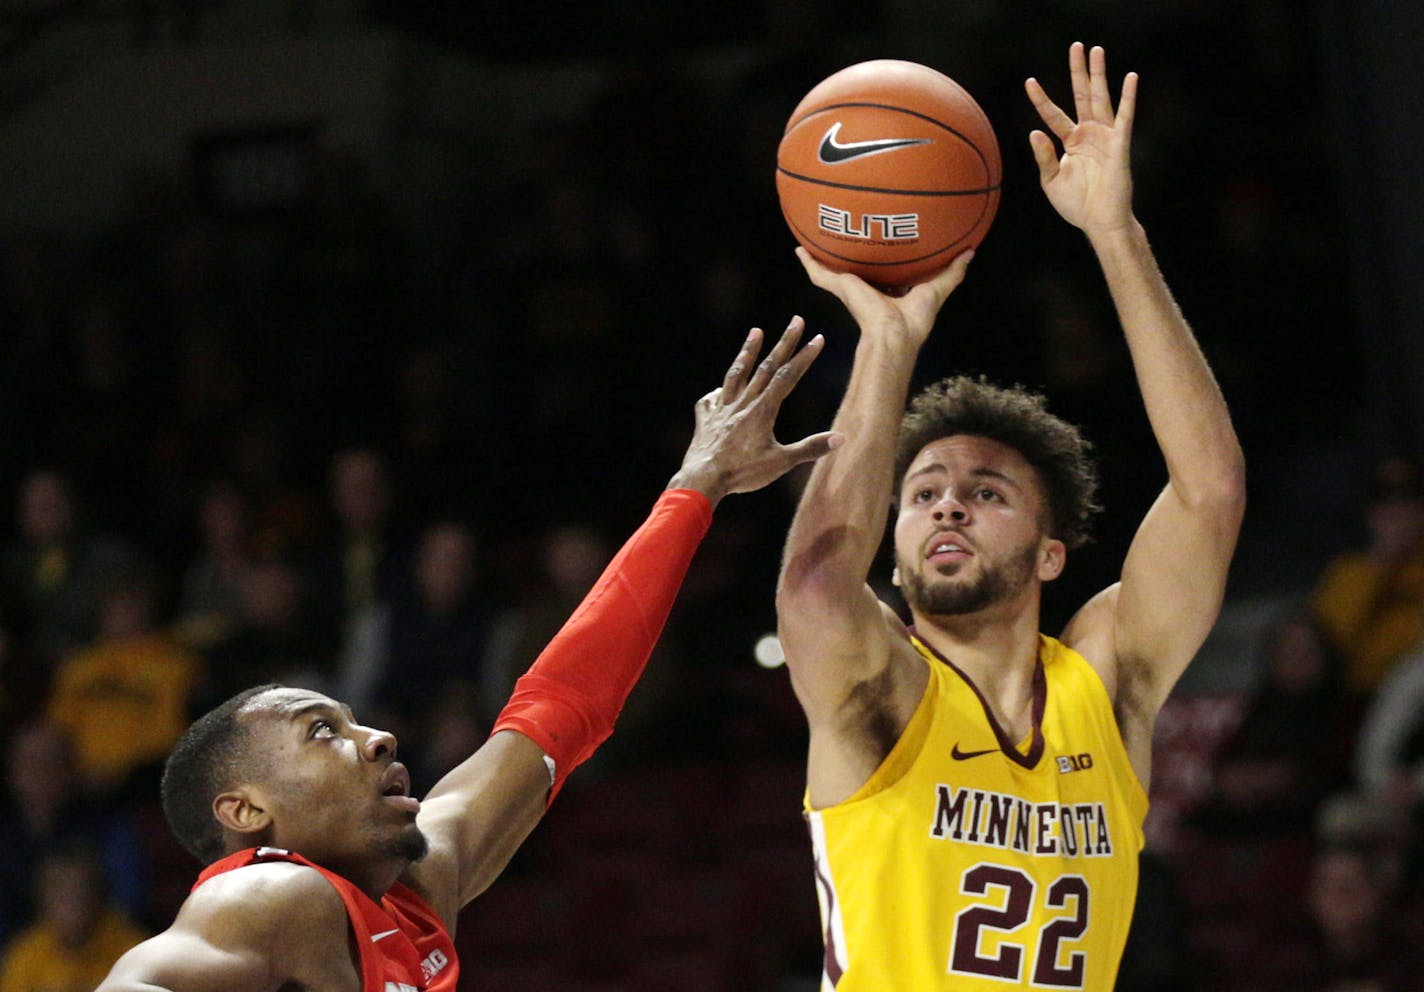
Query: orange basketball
776,60,1001,287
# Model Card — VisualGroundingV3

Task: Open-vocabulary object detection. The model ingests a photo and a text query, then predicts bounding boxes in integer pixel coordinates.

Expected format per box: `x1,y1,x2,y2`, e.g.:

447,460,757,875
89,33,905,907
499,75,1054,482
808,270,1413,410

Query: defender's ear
213,788,272,839
891,564,902,588
1038,538,1066,582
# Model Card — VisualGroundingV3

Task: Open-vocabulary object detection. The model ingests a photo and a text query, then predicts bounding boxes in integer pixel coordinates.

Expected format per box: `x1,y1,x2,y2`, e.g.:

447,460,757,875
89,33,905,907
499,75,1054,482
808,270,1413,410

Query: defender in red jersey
97,321,839,992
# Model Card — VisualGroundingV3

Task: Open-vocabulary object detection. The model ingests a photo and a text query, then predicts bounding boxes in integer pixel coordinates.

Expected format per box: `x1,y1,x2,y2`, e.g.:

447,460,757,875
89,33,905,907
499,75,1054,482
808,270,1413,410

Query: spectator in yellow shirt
1312,456,1424,694
0,844,147,992
47,572,200,798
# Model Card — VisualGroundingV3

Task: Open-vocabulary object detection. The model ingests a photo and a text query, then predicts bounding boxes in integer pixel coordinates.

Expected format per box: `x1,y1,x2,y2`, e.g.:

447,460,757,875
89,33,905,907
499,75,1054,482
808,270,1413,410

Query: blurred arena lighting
754,633,785,669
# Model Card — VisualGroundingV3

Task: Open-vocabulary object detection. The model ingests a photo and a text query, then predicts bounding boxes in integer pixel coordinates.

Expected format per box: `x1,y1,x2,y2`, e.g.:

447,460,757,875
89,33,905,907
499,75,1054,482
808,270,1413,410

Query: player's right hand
796,246,973,348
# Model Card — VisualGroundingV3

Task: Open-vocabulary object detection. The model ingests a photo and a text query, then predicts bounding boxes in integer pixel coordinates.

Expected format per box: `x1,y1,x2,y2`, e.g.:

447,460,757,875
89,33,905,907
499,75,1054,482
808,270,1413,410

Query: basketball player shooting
96,321,838,992
776,43,1244,989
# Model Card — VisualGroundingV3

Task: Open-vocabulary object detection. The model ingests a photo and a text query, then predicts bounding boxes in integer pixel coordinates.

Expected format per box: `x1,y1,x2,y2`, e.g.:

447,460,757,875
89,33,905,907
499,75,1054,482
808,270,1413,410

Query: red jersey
195,847,458,992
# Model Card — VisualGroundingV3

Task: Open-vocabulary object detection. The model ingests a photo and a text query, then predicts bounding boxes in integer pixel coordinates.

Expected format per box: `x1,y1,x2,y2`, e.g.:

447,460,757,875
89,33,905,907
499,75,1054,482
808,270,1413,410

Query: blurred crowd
1133,453,1424,991
0,0,1415,990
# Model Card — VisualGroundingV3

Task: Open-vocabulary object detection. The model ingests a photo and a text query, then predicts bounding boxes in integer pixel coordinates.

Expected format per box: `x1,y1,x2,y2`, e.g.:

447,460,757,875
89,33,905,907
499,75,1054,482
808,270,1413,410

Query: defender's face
892,436,1064,618
238,688,426,872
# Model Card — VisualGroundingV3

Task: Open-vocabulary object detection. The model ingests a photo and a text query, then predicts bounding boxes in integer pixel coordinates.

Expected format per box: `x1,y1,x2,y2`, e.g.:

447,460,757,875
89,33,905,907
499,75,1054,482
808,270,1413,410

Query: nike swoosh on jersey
817,122,932,164
951,743,998,761
371,928,400,942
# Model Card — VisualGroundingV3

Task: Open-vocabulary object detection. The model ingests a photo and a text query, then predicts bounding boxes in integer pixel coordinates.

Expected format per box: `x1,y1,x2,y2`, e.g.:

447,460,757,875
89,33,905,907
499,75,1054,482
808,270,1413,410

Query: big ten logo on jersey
817,204,919,242
1056,752,1093,774
421,949,449,982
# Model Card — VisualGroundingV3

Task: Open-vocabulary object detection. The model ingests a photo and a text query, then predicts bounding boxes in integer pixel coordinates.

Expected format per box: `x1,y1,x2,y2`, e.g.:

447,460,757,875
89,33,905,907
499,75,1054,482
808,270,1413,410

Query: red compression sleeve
491,488,713,804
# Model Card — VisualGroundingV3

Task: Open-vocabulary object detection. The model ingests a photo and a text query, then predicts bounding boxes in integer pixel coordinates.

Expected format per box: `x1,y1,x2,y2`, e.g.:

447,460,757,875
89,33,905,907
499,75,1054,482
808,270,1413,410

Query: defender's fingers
721,326,765,403
745,317,807,399
758,333,824,405
779,431,845,468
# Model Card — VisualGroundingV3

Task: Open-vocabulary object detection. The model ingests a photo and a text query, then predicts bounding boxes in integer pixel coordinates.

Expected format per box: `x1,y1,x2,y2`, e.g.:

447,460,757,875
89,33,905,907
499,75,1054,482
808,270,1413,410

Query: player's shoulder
97,862,353,992
179,858,348,942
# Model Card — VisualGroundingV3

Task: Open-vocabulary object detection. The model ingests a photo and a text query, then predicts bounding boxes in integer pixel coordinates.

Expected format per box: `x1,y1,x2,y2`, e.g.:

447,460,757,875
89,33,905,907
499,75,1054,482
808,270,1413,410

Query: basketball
775,60,1001,287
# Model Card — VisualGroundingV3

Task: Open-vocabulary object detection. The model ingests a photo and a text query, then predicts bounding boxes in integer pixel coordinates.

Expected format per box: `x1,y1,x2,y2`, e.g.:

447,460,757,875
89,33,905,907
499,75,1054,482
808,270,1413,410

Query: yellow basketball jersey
805,633,1147,991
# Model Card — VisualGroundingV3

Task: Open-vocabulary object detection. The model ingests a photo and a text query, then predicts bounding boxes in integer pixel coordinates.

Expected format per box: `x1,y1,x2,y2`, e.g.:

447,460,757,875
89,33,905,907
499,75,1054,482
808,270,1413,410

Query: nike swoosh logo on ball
817,122,932,164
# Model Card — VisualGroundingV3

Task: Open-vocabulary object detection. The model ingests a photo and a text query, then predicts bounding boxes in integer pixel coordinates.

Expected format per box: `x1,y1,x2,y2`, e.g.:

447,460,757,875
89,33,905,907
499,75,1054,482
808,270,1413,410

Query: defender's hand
669,318,840,505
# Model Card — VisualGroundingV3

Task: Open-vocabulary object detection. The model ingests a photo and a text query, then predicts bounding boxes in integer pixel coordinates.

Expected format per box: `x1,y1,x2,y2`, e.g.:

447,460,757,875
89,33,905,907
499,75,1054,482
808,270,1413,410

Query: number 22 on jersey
950,863,1089,988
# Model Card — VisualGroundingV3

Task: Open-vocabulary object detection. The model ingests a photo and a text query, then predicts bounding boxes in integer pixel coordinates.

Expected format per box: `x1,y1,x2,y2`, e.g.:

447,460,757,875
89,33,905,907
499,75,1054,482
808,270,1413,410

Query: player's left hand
669,317,840,505
1025,42,1137,236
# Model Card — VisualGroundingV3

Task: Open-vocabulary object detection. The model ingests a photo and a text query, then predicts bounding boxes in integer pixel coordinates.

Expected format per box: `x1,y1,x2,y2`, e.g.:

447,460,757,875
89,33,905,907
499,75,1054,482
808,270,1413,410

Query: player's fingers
1068,42,1091,123
1088,45,1113,123
910,249,973,309
1116,71,1139,141
794,246,839,292
795,247,864,299
721,327,764,403
1028,130,1060,183
1024,78,1074,138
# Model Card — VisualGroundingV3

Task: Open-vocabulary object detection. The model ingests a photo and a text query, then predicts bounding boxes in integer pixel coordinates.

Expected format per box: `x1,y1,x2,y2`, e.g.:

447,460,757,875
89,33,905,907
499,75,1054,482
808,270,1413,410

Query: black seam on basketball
786,102,998,180
777,167,1001,197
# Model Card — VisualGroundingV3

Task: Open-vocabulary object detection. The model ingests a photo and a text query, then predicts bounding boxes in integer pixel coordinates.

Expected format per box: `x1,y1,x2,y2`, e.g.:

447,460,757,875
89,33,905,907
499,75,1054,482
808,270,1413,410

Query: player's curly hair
162,684,280,864
895,375,1102,549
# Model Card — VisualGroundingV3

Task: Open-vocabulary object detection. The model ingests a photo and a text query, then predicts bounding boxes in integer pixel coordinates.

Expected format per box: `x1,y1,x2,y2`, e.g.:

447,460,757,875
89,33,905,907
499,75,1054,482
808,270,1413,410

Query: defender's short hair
161,684,280,864
895,375,1102,549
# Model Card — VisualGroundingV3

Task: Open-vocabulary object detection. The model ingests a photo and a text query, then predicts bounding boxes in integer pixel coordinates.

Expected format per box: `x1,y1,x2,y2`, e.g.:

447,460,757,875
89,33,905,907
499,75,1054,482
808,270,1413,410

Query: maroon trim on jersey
809,838,846,987
908,628,1047,770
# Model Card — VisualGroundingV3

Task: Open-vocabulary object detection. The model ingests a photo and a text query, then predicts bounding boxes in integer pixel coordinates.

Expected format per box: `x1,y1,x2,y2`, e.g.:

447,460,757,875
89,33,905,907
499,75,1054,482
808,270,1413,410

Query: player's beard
898,540,1040,617
381,823,429,863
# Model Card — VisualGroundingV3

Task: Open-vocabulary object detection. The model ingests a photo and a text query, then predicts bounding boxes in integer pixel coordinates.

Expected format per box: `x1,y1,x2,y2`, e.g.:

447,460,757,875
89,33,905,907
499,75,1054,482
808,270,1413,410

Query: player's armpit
1113,481,1242,705
404,730,551,921
776,577,902,726
789,600,931,808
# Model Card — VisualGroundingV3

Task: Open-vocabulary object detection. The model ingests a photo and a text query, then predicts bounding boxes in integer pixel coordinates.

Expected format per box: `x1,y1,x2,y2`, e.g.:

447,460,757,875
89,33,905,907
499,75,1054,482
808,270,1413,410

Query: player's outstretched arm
776,250,970,735
1032,44,1246,781
403,321,836,925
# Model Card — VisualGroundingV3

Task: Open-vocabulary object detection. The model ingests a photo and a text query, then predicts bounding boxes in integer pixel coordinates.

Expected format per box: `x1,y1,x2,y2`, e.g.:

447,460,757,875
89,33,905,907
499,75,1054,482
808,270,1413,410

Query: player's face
240,688,426,874
892,436,1064,618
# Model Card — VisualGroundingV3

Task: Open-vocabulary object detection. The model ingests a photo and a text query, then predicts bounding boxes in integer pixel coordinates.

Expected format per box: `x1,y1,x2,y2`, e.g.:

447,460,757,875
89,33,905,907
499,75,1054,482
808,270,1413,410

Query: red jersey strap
196,847,458,991
492,487,713,803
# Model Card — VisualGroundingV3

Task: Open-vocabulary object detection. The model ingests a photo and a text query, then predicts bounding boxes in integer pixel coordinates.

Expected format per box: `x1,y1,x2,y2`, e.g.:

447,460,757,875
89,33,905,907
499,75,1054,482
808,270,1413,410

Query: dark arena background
1,1,1423,989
